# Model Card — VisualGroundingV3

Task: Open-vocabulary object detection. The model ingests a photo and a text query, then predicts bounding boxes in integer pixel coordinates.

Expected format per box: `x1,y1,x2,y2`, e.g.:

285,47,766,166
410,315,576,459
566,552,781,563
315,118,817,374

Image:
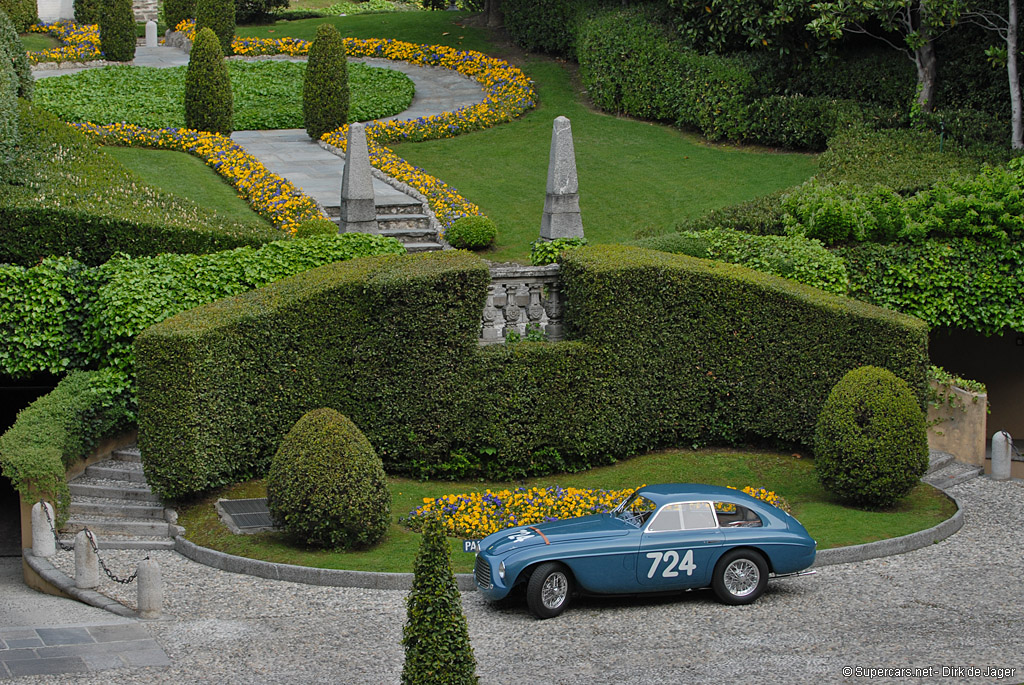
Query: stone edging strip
22,548,137,618
812,489,963,567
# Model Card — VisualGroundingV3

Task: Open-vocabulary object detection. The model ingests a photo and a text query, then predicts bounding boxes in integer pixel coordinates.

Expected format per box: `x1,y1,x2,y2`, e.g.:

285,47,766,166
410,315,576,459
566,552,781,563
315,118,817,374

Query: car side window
648,501,717,532
714,502,764,528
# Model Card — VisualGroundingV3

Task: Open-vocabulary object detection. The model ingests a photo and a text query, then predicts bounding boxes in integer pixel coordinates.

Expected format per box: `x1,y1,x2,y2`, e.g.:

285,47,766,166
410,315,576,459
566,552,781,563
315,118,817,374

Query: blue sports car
474,483,816,618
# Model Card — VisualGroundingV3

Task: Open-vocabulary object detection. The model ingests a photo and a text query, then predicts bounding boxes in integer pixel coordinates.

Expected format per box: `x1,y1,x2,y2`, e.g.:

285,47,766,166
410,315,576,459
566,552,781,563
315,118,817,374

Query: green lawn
103,146,273,228
176,448,955,574
19,33,58,51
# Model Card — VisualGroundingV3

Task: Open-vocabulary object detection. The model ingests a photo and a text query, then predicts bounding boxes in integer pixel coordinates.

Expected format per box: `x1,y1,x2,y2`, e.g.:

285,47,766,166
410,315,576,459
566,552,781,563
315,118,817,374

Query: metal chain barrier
38,501,141,585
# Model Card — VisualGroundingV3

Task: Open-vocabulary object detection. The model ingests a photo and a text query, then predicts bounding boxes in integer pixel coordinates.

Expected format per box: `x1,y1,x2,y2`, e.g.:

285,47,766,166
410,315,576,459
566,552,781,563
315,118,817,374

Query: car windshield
614,492,657,527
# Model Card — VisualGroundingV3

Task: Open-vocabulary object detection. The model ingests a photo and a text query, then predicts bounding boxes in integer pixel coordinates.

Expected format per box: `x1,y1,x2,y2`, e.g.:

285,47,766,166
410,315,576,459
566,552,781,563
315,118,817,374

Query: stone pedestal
540,116,583,241
74,531,99,589
145,21,158,48
137,558,162,619
339,123,378,233
31,502,56,558
991,431,1012,480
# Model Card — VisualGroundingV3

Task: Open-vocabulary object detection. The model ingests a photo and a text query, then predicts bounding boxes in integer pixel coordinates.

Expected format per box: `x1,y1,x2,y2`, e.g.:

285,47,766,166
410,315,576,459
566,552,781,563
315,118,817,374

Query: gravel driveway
26,476,1024,684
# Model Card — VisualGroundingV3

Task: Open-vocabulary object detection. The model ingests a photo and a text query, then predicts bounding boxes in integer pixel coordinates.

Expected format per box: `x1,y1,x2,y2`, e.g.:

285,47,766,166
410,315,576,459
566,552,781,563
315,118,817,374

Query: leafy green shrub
674,191,787,236
502,0,594,58
195,0,235,56
402,513,478,685
0,369,134,522
184,27,233,134
293,217,337,238
746,96,861,151
782,180,905,245
814,366,928,509
267,408,390,549
0,233,403,379
529,236,586,265
631,227,850,295
235,0,288,24
303,23,348,140
446,216,496,251
918,108,1011,152
0,7,32,99
0,0,35,32
99,0,137,62
838,238,1024,335
1,101,275,266
576,7,754,142
420,0,445,9
74,0,101,24
136,247,927,497
819,127,994,194
0,55,15,182
164,0,197,30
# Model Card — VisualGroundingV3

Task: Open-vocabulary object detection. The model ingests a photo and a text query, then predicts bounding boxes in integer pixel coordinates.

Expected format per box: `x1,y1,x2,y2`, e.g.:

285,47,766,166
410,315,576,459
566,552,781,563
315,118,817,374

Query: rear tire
712,549,768,605
526,562,573,619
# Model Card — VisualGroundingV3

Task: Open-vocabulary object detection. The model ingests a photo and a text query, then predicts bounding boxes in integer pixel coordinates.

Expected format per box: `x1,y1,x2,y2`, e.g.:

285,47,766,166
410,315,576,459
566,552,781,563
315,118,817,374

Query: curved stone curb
813,489,963,567
22,549,137,618
174,536,477,592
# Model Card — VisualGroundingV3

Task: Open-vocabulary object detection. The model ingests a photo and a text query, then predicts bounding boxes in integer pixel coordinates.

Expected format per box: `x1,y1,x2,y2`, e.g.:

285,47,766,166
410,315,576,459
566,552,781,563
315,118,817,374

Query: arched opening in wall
929,328,1024,442
0,373,60,556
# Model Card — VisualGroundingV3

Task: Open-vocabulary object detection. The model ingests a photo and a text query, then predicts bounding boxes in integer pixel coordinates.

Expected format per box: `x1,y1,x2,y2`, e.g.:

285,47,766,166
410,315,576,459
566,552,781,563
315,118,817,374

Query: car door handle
704,540,716,544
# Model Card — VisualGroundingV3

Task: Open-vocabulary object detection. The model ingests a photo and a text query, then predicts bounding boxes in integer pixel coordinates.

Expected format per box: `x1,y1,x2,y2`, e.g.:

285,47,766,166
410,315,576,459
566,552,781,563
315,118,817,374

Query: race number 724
646,550,697,578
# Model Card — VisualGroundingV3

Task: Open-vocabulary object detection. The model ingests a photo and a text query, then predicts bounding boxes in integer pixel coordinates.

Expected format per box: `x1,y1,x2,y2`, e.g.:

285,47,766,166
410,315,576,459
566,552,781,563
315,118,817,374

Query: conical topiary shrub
402,514,478,685
303,22,349,140
184,27,233,135
195,0,235,57
0,8,32,100
814,365,929,509
99,0,136,62
267,408,390,549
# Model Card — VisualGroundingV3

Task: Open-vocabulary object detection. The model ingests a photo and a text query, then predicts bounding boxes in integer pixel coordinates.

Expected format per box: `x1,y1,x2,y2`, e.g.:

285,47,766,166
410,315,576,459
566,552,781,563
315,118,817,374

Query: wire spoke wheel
723,558,760,597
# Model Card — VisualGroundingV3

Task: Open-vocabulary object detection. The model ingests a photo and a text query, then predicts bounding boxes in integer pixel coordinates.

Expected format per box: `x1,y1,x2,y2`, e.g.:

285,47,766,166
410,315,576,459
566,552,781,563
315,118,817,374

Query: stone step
927,450,955,475
376,213,432,232
377,226,436,241
84,459,147,483
69,499,165,520
922,461,984,490
404,242,445,253
68,478,161,504
59,534,176,551
110,445,142,462
64,516,172,538
376,201,427,217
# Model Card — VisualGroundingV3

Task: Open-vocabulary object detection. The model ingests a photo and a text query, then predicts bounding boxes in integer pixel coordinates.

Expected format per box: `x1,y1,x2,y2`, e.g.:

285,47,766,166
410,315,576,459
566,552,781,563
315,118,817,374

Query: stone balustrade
481,264,565,344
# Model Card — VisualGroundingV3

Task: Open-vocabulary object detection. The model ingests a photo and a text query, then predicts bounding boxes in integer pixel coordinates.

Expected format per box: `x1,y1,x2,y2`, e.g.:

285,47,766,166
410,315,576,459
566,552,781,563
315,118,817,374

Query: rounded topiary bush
267,408,391,549
814,365,929,509
303,23,349,140
294,217,338,238
445,216,497,250
195,0,235,57
99,0,136,62
0,8,32,100
184,27,233,134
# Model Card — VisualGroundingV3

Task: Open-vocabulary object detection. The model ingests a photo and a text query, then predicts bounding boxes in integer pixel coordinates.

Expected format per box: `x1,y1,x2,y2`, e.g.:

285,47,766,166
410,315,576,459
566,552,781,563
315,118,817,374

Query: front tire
712,549,768,605
526,562,573,619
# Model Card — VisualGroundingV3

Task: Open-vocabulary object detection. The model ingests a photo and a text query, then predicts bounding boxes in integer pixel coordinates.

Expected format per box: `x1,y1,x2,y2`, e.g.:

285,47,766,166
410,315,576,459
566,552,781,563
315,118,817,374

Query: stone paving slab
0,624,168,679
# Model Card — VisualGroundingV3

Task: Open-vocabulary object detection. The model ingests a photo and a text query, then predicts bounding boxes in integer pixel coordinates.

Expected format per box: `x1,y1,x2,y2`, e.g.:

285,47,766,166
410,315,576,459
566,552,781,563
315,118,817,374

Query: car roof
635,483,762,506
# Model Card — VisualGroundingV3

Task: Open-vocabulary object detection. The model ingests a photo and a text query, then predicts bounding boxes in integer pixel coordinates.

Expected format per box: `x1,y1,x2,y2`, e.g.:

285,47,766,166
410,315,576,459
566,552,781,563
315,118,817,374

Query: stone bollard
339,122,378,233
137,558,162,619
31,502,56,558
74,531,100,589
540,115,583,241
991,430,1012,480
145,20,158,48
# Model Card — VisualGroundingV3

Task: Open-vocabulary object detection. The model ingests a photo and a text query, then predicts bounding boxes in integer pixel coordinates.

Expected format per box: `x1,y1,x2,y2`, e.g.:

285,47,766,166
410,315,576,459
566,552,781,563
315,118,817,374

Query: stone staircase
325,198,444,253
61,446,178,550
922,449,984,491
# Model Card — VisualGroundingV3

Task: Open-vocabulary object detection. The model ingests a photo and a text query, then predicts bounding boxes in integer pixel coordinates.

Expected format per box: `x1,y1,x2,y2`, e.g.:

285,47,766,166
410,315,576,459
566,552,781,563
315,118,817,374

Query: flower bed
71,122,322,235
404,485,792,539
27,22,102,64
177,19,537,232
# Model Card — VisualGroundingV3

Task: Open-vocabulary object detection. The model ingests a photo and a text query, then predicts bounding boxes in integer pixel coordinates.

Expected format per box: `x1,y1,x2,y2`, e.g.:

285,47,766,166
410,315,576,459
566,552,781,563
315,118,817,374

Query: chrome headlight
498,561,506,581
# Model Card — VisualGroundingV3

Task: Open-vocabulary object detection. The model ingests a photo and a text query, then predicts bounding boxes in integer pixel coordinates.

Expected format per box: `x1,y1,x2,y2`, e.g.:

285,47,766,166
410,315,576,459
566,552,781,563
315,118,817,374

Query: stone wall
35,0,158,23
480,264,564,344
927,382,988,466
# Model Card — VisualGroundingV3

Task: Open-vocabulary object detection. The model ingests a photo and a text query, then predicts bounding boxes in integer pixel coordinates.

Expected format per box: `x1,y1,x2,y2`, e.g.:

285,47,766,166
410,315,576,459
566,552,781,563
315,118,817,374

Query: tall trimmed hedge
0,55,15,181
164,0,196,30
99,0,137,63
184,27,233,135
0,7,32,100
0,0,35,32
136,247,928,499
195,0,235,57
303,23,348,141
502,0,593,58
74,0,101,25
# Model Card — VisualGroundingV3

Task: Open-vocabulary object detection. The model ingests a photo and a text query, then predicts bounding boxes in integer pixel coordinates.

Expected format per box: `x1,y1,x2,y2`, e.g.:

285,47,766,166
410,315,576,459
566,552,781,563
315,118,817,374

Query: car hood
482,514,629,555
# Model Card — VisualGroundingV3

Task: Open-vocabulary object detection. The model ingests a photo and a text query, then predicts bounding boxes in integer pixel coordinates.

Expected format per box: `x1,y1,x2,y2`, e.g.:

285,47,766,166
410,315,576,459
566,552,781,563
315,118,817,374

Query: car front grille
474,555,492,589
